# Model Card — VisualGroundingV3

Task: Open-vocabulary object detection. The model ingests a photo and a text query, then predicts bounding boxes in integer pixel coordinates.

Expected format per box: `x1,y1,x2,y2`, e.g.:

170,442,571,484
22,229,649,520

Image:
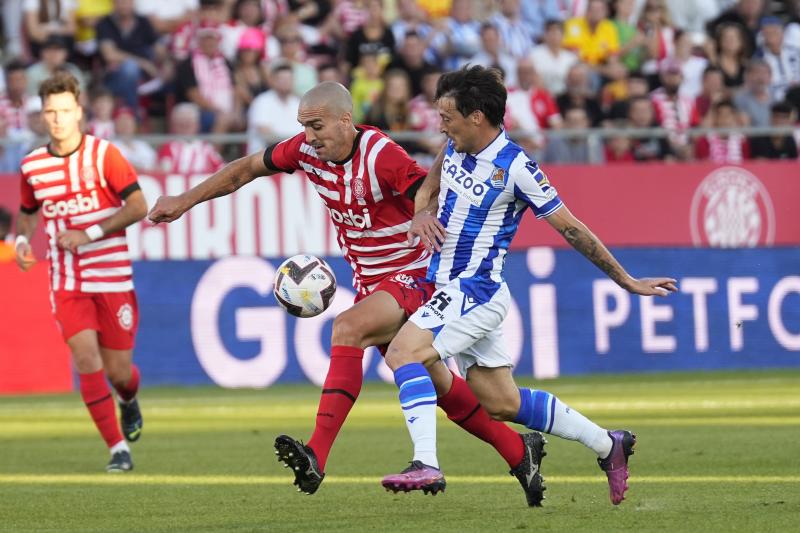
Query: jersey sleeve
263,133,305,173
375,139,427,195
19,172,39,213
103,142,140,199
508,159,563,219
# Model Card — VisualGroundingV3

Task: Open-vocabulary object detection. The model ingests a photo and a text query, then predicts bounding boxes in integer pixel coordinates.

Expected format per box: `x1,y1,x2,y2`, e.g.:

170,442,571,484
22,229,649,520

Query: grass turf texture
1,370,798,532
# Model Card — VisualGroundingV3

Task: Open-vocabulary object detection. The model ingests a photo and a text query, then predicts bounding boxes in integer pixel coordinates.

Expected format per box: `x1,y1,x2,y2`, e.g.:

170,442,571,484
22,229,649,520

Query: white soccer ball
273,254,337,318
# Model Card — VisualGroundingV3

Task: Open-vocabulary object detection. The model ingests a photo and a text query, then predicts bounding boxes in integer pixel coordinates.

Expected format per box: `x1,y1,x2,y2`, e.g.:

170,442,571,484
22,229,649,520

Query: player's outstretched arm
546,205,678,296
408,145,446,252
148,151,274,223
14,211,38,271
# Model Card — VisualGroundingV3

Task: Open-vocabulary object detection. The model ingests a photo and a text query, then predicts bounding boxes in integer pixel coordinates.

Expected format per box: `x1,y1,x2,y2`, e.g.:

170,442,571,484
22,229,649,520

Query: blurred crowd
1,0,800,173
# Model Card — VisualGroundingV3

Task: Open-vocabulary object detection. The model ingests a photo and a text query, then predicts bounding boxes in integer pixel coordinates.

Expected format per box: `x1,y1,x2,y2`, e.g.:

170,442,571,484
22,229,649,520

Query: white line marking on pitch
0,474,798,485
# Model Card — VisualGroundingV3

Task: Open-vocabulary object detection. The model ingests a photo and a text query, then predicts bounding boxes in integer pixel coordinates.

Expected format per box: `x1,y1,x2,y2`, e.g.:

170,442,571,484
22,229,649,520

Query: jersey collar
331,127,364,165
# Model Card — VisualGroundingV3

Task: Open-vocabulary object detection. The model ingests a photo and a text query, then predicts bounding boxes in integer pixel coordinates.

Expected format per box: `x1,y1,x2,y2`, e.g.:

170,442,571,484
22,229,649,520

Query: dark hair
39,71,81,102
544,19,564,31
713,99,736,113
435,65,506,127
702,65,723,78
271,62,293,76
771,101,794,115
5,60,27,75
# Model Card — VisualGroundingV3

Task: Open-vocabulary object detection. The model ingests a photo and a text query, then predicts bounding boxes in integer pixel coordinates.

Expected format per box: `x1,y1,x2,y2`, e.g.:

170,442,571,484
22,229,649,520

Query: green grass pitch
1,370,799,532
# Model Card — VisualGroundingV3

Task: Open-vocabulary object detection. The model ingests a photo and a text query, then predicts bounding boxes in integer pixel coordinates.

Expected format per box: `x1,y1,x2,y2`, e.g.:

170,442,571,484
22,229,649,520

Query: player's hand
15,241,36,272
57,229,91,252
148,195,189,223
626,277,678,296
408,210,446,252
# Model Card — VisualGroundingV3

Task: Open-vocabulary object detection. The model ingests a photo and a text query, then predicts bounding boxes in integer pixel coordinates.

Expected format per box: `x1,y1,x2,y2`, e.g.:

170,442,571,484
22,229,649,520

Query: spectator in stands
171,0,227,61
350,51,384,123
135,0,198,35
734,59,774,126
0,114,30,173
2,1,25,59
758,16,800,101
556,62,603,126
329,0,368,42
317,62,344,83
787,0,800,49
605,71,650,121
520,0,563,46
87,88,116,139
274,21,319,95
97,0,162,113
344,0,396,74
158,103,226,174
706,0,764,54
604,121,635,161
219,0,271,62
246,63,301,153
288,0,333,30
408,66,445,161
543,106,605,164
74,0,114,56
599,56,631,112
639,0,678,78
23,0,77,58
749,101,799,159
505,58,545,155
468,23,517,89
25,35,86,97
665,0,726,39
175,23,238,133
417,0,451,19
386,30,436,96
113,106,157,170
364,68,414,133
0,62,34,134
626,95,675,161
562,0,620,66
389,0,435,63
674,30,709,99
233,28,269,111
651,58,699,158
709,22,750,89
612,0,645,72
432,0,481,70
529,19,579,96
490,0,537,59
695,99,750,163
695,65,726,119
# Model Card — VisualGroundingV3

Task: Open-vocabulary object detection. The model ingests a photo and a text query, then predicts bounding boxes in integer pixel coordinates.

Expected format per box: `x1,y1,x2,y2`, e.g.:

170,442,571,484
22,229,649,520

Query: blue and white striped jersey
428,131,563,287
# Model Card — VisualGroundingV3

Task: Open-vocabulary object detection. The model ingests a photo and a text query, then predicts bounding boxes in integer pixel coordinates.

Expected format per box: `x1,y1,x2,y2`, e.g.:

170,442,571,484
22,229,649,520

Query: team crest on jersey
117,303,134,331
490,167,505,188
352,177,366,199
80,166,97,189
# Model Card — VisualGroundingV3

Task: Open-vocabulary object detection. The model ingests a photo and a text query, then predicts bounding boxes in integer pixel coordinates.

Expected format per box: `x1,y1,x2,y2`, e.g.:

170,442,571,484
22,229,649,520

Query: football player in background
15,72,148,472
148,81,548,506
382,65,678,505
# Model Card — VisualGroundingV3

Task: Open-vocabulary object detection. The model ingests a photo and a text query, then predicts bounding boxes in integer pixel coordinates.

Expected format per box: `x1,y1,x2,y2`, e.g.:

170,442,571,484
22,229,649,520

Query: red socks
113,364,140,403
437,371,525,468
307,346,364,472
79,370,124,448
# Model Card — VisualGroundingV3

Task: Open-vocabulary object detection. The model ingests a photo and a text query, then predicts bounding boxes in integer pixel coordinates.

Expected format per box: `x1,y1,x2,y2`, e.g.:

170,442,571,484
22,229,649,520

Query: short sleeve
509,159,562,218
263,133,305,173
103,143,139,197
374,139,427,195
20,173,39,213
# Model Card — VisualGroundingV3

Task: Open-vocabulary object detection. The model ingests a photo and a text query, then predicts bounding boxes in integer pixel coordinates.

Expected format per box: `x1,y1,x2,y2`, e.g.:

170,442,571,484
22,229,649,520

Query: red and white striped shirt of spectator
88,119,115,140
695,133,750,164
19,135,140,292
156,140,225,175
191,50,235,114
651,88,699,145
334,1,369,36
0,92,33,132
408,95,440,133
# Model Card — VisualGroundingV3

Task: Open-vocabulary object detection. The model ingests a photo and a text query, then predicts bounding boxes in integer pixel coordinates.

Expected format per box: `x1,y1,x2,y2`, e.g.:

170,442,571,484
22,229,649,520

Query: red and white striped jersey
157,140,225,175
265,126,430,295
0,93,32,131
19,135,140,293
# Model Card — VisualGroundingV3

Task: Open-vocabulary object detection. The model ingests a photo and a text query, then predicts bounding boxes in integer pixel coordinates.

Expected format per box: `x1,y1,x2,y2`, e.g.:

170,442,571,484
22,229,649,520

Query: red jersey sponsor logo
41,190,100,217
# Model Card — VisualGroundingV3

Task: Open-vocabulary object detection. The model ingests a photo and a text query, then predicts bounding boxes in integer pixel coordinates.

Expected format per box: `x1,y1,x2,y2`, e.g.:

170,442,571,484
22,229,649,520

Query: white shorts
408,278,512,376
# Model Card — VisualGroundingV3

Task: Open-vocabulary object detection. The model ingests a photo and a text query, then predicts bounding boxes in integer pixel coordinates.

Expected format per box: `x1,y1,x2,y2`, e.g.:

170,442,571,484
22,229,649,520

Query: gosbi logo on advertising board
690,167,776,248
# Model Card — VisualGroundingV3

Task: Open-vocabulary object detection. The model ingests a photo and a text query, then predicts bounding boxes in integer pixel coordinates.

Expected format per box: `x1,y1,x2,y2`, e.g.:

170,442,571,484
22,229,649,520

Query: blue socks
395,363,439,468
515,388,612,458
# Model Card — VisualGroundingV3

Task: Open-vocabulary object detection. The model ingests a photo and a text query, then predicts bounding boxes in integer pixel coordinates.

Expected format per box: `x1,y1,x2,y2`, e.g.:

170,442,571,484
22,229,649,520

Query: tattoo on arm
559,223,630,287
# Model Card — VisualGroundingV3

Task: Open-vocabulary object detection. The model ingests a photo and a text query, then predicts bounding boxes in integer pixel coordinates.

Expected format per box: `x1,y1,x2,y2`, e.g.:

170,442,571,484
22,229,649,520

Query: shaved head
300,81,353,115
297,81,358,162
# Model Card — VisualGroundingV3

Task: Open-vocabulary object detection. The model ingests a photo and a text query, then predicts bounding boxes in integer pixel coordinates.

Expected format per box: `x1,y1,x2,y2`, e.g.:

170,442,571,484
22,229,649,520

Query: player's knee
331,311,366,347
482,399,516,421
105,362,131,387
70,349,102,373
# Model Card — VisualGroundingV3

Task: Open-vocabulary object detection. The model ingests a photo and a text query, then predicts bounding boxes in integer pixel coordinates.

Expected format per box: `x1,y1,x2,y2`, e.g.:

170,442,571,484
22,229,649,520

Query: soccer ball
273,254,337,318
